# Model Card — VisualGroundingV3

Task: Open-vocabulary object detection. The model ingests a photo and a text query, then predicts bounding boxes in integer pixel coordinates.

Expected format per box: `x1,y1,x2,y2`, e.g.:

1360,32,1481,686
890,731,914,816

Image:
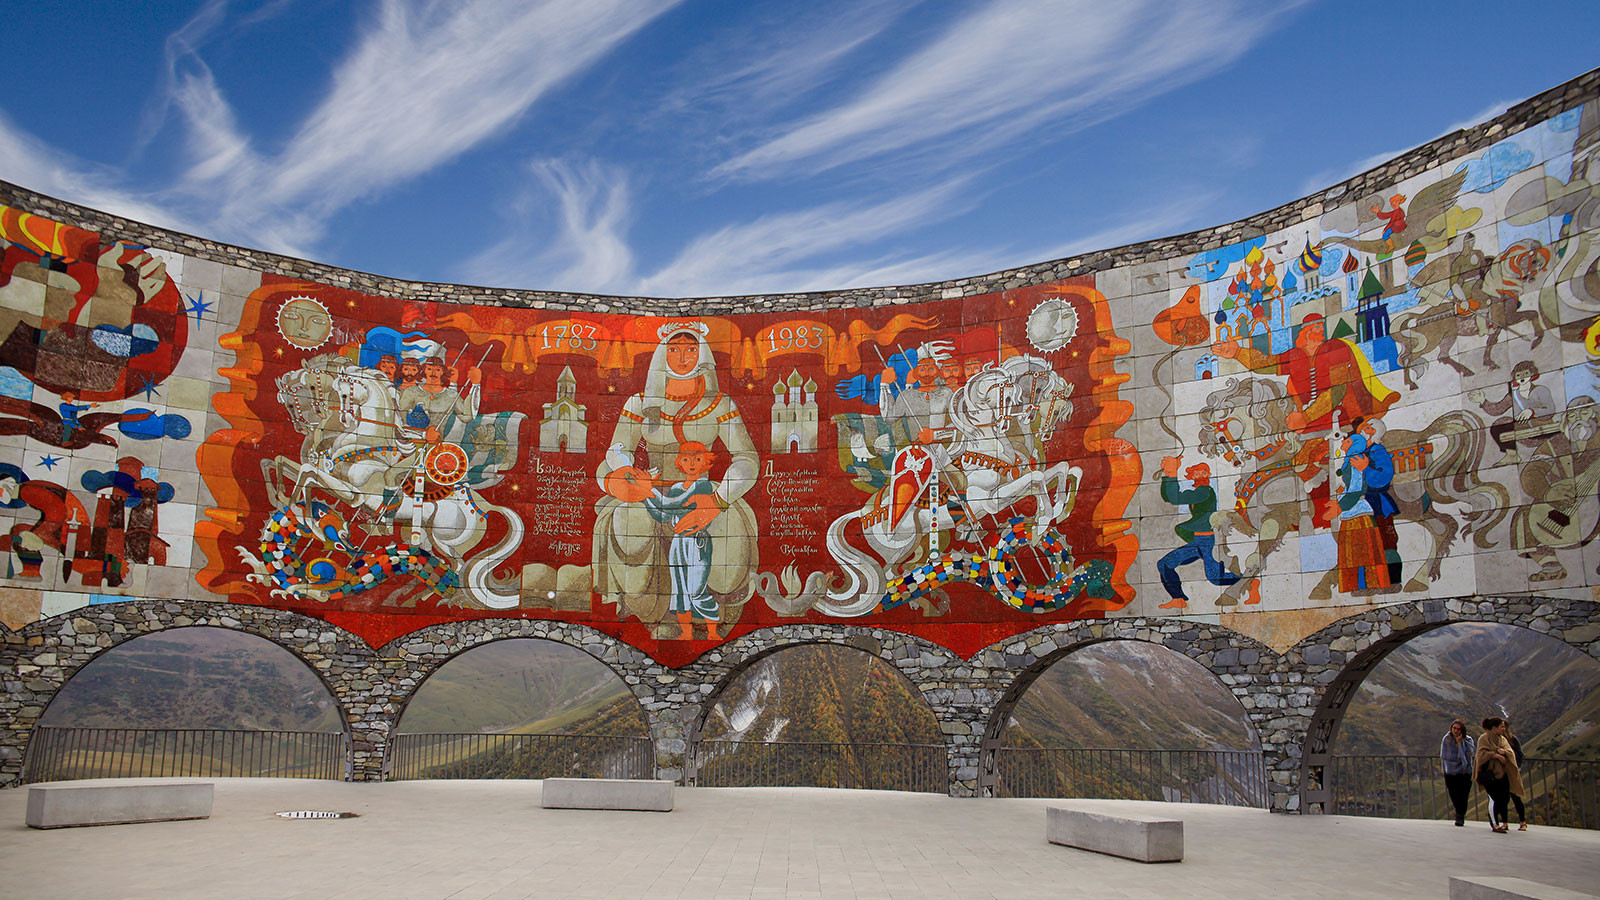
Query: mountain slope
1002,642,1256,751
40,627,342,732
1339,624,1600,759
702,645,943,745
397,639,645,735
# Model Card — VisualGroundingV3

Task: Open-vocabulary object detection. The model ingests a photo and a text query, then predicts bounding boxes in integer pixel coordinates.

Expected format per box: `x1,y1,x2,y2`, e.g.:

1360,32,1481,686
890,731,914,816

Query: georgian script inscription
531,456,591,541
766,467,824,556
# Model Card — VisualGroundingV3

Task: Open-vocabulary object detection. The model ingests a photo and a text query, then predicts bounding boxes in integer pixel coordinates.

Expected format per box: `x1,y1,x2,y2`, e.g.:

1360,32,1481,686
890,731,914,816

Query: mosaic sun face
277,296,332,349
1026,298,1078,353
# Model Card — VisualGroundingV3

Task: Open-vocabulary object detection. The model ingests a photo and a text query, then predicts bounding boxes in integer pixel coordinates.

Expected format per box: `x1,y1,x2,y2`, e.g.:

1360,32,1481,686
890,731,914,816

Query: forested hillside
39,627,341,732
702,645,942,744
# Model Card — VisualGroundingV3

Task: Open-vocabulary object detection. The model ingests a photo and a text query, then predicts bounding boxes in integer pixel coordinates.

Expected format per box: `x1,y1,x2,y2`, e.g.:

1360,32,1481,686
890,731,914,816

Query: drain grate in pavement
275,810,360,819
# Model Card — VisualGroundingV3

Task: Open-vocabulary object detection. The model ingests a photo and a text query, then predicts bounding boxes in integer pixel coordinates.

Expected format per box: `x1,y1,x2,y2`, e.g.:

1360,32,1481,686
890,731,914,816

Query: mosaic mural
0,100,1596,666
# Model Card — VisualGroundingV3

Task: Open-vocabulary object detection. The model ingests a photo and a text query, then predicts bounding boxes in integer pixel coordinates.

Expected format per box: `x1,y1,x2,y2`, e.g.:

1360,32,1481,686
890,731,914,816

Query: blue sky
3,1,1597,298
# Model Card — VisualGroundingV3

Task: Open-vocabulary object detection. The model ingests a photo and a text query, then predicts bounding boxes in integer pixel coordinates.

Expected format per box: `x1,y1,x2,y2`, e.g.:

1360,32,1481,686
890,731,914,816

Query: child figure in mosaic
645,441,721,640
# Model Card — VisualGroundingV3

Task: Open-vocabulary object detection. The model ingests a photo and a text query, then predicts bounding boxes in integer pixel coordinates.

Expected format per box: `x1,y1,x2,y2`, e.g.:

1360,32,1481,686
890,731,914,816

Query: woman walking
1475,717,1520,834
1440,720,1476,826
1506,720,1529,830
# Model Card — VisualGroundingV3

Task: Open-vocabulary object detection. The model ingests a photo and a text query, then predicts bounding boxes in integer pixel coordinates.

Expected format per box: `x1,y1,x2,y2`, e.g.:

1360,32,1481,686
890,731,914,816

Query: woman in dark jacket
1440,719,1476,826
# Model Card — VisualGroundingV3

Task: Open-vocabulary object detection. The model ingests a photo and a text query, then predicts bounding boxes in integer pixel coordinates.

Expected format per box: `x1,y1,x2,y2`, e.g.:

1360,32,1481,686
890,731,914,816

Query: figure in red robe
1372,193,1408,247
1213,314,1400,528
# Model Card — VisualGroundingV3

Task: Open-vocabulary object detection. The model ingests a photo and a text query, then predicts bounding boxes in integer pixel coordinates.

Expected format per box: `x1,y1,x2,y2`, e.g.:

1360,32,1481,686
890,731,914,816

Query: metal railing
22,727,350,783
995,747,1269,808
692,740,947,792
1332,755,1600,830
388,732,654,781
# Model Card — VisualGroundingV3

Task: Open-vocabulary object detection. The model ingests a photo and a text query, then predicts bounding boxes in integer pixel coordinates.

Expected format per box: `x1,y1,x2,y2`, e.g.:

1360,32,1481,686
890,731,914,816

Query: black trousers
1480,774,1511,828
1444,773,1473,820
1511,791,1526,823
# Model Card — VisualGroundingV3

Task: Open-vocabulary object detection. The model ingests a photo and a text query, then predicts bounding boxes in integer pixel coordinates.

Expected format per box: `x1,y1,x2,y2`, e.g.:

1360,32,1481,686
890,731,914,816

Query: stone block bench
26,780,214,829
1450,876,1599,900
1046,805,1183,863
541,778,674,812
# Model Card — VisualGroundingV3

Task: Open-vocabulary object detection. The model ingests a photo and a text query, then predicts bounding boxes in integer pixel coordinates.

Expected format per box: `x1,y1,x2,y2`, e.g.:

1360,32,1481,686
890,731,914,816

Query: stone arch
380,619,668,779
1291,595,1600,814
975,618,1278,800
682,626,951,739
676,624,962,790
2,598,370,787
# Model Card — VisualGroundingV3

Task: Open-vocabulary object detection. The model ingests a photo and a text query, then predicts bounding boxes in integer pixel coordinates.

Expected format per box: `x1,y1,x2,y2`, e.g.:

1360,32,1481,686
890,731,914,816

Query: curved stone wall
2,70,1599,807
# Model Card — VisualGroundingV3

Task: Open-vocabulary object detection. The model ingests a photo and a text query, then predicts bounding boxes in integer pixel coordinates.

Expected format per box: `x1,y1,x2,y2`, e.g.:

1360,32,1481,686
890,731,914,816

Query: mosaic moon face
1026,298,1078,353
277,296,332,349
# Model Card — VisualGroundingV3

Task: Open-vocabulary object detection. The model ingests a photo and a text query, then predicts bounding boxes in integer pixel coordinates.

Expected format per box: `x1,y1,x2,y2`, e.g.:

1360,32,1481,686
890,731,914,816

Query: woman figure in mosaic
592,323,759,639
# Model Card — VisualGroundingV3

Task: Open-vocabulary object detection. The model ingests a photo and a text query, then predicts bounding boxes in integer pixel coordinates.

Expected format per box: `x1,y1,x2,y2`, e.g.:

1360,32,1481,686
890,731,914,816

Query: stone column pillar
638,677,699,784
904,646,1012,797
0,635,57,787
1198,643,1316,814
323,656,415,782
929,689,1001,797
618,659,725,784
1239,681,1317,813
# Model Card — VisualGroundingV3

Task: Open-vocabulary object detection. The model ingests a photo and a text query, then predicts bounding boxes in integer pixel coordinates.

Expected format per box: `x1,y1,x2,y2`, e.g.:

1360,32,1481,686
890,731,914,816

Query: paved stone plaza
2,780,1596,899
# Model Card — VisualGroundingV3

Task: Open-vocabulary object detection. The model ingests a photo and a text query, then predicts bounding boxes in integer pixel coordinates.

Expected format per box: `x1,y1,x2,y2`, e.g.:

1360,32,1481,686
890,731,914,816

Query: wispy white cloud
1029,192,1221,263
176,0,681,251
458,159,636,293
462,149,1226,298
638,186,1223,296
714,0,1303,181
172,61,255,188
635,177,978,296
752,247,1009,296
128,0,233,162
1297,98,1518,196
1297,148,1404,198
1443,99,1516,136
5,0,682,260
459,155,996,296
656,0,910,125
0,111,197,234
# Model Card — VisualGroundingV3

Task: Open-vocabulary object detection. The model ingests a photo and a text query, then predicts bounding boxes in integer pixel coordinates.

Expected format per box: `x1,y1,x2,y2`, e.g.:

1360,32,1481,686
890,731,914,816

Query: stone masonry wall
7,593,1594,808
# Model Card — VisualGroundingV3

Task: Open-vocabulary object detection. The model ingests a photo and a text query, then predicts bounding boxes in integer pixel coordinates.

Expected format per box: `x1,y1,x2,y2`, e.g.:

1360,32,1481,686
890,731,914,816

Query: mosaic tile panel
0,97,1597,669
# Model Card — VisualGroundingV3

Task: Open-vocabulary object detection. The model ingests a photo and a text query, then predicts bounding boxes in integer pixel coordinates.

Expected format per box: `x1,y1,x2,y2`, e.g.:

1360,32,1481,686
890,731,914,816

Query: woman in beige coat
1475,717,1521,834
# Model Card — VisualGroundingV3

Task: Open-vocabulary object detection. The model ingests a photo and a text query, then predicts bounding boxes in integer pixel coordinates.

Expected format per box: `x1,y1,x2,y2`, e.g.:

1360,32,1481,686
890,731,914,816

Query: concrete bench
541,778,674,812
1046,806,1183,862
26,780,213,829
1450,876,1599,900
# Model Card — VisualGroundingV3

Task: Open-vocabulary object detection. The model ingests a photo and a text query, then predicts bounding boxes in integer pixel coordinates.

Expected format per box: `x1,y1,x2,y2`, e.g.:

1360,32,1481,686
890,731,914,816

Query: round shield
424,442,469,485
